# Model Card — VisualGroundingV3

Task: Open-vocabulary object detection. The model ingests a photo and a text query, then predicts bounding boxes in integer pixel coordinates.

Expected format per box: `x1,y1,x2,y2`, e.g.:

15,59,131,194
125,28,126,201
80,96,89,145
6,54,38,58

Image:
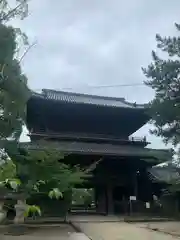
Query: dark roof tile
32,89,147,109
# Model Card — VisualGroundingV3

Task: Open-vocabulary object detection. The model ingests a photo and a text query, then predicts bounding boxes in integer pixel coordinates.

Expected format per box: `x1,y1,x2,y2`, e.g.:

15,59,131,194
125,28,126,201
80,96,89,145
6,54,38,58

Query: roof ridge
41,88,146,107
42,88,125,101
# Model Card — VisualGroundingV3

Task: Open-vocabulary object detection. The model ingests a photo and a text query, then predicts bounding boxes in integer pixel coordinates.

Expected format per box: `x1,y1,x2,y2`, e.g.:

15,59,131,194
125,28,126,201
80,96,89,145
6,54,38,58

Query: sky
14,0,180,148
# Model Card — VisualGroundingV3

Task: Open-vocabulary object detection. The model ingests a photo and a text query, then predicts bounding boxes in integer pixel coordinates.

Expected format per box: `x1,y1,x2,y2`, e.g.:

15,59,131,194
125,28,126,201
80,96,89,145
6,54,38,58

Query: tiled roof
149,161,180,183
32,89,147,109
19,140,169,161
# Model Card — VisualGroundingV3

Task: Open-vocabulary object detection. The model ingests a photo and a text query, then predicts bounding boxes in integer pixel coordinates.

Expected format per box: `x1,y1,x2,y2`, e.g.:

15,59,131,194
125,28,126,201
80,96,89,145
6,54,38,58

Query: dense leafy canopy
0,0,30,141
0,146,90,200
4,147,87,195
0,24,30,140
144,23,180,193
143,23,180,146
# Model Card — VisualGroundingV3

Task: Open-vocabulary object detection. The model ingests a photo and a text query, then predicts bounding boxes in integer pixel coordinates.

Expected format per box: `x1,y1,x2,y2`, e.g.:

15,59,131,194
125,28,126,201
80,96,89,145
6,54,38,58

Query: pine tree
142,23,180,146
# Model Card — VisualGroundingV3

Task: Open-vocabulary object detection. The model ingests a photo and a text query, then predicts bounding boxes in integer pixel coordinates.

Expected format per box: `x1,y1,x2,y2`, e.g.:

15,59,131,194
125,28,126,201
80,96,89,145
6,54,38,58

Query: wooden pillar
95,186,107,214
133,171,138,199
107,183,114,215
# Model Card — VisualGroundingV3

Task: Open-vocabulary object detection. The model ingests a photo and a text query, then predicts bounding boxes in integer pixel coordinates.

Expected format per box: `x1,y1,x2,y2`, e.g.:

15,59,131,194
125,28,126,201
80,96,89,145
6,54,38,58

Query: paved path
135,222,180,236
69,215,123,222
1,221,179,240
0,225,78,240
72,222,180,240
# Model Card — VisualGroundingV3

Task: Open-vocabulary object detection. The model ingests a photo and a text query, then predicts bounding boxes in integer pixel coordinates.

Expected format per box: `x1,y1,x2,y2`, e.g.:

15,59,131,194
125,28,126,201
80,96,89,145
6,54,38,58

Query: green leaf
48,188,63,199
9,178,21,190
25,205,41,217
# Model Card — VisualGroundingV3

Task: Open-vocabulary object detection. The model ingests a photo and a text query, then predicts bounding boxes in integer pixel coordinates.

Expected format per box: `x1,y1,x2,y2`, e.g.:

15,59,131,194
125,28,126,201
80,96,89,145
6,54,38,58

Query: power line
33,82,146,92
64,83,145,90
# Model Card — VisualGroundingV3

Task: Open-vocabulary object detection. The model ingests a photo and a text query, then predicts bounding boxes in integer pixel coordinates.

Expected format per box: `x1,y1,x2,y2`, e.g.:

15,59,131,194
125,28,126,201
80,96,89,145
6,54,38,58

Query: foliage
0,24,30,141
0,0,29,23
72,188,94,206
0,153,16,181
0,0,29,50
5,147,89,198
143,23,180,146
48,188,63,199
0,0,30,141
24,205,41,218
0,147,92,218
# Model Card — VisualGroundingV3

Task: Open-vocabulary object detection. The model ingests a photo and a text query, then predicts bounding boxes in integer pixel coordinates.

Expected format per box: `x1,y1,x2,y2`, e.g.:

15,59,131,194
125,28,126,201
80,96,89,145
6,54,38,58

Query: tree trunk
0,201,6,223
14,199,27,224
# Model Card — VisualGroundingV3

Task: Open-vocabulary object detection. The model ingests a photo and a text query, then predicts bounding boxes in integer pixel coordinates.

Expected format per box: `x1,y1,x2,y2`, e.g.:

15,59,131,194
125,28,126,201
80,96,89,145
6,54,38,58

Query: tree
142,23,180,146
0,24,30,141
143,23,180,195
0,0,30,142
0,146,92,223
9,148,88,196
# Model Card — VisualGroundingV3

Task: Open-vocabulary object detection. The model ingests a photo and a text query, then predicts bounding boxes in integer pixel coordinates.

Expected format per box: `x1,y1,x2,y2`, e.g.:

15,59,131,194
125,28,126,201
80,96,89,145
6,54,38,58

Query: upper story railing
129,136,147,142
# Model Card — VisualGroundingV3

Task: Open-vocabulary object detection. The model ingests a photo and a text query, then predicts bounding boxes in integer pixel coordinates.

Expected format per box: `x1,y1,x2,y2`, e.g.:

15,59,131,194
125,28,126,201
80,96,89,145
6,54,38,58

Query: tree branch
1,2,22,22
19,41,37,63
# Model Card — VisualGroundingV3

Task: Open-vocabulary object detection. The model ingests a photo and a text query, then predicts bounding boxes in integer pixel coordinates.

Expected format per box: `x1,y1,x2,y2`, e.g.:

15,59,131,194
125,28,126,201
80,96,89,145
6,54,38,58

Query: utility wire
33,82,146,92
64,83,144,90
